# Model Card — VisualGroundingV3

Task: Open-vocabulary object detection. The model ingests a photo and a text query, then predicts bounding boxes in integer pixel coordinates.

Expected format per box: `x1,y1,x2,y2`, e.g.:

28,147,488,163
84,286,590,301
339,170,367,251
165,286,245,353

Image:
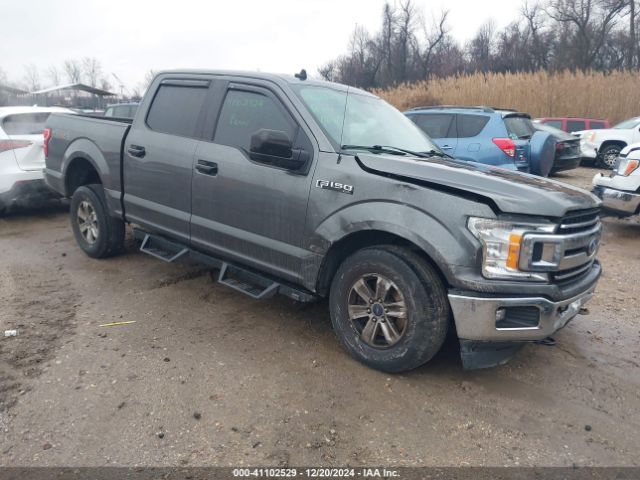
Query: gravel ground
0,166,639,467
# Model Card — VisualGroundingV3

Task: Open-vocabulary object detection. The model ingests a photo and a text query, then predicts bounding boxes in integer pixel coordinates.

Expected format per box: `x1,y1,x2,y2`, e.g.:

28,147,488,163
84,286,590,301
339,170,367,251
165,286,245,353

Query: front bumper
592,185,640,216
448,282,596,342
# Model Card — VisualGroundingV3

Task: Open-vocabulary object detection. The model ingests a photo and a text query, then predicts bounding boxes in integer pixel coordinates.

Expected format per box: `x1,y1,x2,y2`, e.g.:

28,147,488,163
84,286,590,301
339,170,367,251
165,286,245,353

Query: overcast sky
1,0,521,92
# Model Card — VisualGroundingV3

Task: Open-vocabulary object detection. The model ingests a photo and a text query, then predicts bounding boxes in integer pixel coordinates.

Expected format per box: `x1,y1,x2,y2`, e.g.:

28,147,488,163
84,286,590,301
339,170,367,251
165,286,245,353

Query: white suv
580,116,640,168
592,143,640,217
0,106,73,213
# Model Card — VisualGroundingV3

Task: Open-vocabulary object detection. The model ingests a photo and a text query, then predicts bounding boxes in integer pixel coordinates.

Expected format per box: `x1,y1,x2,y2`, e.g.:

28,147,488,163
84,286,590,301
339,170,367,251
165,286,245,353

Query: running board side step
139,233,189,262
134,229,316,303
218,263,279,299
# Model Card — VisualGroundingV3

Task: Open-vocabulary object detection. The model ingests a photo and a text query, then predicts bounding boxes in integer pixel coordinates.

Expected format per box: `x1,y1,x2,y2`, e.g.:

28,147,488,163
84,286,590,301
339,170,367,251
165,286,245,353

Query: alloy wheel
347,274,408,348
77,200,99,244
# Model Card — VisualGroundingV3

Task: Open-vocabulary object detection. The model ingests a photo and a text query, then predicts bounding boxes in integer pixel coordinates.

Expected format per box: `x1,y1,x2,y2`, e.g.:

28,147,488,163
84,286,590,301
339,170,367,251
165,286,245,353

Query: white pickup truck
580,116,640,168
593,143,640,216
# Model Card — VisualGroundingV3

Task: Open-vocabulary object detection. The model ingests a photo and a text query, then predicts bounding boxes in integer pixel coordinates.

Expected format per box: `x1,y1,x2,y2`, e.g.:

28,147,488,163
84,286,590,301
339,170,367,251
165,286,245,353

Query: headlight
617,157,640,177
468,217,555,281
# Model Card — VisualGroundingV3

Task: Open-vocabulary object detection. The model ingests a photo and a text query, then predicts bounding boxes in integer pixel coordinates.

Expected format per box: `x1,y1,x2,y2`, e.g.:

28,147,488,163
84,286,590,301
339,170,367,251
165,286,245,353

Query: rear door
191,80,316,283
1,111,52,171
123,77,210,243
408,113,458,153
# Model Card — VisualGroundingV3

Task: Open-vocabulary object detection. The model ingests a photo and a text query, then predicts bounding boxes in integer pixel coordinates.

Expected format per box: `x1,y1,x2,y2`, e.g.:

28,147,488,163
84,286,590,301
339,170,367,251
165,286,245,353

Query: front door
191,81,317,283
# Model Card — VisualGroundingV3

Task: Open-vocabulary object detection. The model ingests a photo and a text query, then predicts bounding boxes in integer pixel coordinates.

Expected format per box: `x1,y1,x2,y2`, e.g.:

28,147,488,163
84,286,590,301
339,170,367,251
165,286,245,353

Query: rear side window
214,89,296,151
590,121,606,129
409,113,455,139
2,112,51,135
146,85,208,138
457,114,489,138
543,120,563,129
566,120,586,132
504,116,535,139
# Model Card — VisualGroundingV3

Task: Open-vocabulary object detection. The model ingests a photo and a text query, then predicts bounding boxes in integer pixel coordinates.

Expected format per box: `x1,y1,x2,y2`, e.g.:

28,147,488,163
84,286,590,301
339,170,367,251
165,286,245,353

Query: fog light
496,308,506,322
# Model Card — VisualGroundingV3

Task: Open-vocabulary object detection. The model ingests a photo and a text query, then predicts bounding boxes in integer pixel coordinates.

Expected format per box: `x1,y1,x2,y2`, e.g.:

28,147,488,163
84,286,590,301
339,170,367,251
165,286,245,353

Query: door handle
196,159,218,176
441,145,453,150
127,145,146,158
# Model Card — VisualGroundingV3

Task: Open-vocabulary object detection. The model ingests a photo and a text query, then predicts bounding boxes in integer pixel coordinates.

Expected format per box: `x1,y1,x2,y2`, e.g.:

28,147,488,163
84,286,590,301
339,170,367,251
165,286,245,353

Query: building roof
0,83,28,95
30,83,116,96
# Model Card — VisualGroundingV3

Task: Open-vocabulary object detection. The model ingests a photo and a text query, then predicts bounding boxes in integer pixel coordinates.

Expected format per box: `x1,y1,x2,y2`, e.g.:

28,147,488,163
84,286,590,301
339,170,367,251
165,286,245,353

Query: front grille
520,209,601,284
558,209,600,234
552,209,601,283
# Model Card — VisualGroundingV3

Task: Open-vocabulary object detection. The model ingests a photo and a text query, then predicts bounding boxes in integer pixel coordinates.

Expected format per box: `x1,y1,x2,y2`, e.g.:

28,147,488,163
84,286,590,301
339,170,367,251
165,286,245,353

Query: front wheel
329,247,450,373
598,145,622,169
70,184,124,258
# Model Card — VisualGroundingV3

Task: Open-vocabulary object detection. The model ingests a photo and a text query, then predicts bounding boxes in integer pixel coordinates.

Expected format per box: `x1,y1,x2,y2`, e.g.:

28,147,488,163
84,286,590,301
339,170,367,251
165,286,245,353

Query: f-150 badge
316,179,354,195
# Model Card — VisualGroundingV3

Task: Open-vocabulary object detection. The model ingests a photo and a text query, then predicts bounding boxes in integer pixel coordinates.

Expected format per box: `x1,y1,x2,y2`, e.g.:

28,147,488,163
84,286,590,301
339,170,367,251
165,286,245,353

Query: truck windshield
293,85,440,155
614,117,640,129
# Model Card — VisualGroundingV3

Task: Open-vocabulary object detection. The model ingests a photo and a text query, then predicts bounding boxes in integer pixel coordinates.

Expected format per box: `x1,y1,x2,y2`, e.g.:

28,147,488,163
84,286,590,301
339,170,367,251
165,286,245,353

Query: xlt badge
316,179,354,195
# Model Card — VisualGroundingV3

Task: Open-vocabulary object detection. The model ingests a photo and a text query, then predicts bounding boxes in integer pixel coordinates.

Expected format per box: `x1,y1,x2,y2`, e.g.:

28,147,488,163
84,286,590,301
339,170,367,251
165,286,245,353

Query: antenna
294,69,307,81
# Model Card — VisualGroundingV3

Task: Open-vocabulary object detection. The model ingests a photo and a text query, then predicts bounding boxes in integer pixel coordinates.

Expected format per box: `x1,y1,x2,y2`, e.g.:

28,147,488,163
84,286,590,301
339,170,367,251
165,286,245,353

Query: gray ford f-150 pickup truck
44,70,603,372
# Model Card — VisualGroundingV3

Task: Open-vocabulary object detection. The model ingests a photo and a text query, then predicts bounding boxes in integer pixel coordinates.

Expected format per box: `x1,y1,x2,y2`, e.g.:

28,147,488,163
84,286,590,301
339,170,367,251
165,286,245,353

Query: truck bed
44,112,131,216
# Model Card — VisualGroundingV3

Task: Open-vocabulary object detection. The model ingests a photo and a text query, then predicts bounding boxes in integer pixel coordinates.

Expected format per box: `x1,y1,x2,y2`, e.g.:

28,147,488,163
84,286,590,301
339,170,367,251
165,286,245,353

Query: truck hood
356,153,601,218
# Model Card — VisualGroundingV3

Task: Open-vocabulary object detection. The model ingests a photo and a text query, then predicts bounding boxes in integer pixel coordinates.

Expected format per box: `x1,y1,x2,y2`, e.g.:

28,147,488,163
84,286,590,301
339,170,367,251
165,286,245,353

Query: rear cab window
456,114,489,138
590,121,606,129
146,83,209,138
2,112,51,135
504,115,536,139
409,113,456,139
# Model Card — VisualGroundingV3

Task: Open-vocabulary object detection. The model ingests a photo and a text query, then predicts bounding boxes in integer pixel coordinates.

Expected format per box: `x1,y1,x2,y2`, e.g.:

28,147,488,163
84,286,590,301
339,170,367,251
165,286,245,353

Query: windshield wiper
341,144,430,158
422,149,453,159
341,145,406,156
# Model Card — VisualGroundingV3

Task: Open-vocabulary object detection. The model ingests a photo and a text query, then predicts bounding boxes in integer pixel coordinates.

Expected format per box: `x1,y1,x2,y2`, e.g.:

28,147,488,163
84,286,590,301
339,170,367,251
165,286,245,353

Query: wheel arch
64,156,102,197
61,138,110,196
315,229,451,297
599,140,627,153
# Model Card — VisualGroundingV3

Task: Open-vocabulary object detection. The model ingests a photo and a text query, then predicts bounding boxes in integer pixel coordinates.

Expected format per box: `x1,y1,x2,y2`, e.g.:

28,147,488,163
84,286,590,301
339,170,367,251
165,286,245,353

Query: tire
69,184,124,258
598,145,622,169
329,246,450,373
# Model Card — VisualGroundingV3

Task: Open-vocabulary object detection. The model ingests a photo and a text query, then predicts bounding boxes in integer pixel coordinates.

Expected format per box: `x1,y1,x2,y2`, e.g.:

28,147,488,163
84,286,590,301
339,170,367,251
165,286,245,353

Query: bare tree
628,0,637,68
420,9,450,77
23,64,41,92
63,59,83,84
46,65,60,86
82,57,102,87
0,67,8,85
467,20,496,72
547,0,627,70
144,69,156,89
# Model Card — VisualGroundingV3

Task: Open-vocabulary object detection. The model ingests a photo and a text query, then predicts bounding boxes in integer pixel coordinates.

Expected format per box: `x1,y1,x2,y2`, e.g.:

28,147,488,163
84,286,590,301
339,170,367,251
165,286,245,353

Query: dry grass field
376,70,640,123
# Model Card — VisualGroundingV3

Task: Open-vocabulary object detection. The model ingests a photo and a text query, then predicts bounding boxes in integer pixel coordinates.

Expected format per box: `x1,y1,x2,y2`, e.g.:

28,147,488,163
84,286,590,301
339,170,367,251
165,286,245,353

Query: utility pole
111,72,126,101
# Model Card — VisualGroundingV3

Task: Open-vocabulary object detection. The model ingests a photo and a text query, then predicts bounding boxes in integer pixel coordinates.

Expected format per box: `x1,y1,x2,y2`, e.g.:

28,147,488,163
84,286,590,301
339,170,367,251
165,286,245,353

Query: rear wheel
329,247,450,373
598,145,622,169
70,184,124,258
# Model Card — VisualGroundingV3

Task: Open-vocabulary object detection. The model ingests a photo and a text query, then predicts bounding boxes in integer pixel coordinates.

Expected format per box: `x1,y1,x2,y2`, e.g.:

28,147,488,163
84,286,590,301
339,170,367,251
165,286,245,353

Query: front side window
214,89,296,151
146,84,208,138
2,112,51,135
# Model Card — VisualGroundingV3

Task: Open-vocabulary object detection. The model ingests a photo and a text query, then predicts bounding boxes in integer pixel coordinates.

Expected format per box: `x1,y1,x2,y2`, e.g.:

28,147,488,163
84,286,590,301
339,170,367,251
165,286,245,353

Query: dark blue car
405,106,555,176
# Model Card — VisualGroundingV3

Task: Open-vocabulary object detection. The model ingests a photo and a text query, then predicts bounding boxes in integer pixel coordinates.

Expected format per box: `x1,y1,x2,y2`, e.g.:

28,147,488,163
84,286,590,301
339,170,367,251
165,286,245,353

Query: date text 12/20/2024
232,468,400,478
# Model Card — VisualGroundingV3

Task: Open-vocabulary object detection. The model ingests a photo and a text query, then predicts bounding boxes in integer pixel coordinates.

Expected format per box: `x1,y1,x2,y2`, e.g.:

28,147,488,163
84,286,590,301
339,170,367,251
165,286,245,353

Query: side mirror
250,129,293,159
249,129,308,171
